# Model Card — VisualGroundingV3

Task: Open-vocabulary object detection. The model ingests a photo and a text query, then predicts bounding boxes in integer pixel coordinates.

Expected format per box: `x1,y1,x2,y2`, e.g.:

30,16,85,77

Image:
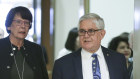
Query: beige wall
54,0,81,59
89,0,134,47
134,0,140,78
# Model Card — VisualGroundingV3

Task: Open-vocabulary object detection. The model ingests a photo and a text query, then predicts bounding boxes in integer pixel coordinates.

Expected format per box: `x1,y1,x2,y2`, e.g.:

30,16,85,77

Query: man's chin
83,47,94,53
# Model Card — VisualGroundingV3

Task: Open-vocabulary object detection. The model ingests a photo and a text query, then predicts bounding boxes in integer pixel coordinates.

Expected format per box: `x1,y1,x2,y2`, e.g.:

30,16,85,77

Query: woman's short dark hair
65,27,78,52
5,6,32,33
108,36,129,51
108,36,133,57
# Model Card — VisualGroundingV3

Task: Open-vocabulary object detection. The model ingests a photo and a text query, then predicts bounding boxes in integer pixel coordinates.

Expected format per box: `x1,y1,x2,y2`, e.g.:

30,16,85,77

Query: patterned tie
92,54,101,79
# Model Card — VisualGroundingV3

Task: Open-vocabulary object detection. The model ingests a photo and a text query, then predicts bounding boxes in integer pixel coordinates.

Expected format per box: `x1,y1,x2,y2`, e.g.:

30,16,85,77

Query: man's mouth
84,40,90,42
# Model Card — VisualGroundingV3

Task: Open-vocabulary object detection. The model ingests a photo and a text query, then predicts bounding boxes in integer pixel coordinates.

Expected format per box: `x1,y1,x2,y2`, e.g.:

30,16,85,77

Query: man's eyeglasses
13,19,31,27
78,29,102,36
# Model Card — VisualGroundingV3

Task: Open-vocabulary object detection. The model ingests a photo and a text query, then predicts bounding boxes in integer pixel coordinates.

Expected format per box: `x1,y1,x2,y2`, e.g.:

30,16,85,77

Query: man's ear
100,30,106,39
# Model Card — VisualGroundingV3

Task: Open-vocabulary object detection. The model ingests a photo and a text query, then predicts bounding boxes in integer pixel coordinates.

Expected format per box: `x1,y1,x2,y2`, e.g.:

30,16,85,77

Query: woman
0,6,48,79
57,27,80,59
108,36,133,79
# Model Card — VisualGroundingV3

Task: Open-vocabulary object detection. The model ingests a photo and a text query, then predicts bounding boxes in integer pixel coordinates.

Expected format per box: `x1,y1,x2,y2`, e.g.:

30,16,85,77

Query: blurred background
0,0,139,79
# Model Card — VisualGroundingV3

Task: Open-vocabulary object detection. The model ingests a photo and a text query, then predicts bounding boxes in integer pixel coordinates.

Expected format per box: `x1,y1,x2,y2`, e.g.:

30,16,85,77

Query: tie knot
92,53,97,57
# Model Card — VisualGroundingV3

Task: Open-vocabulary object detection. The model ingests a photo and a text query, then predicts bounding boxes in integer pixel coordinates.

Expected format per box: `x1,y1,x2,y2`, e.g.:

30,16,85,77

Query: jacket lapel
101,46,116,79
73,48,83,79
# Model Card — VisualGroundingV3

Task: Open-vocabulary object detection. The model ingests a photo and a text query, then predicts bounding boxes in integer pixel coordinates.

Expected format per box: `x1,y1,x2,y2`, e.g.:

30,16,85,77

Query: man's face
79,19,105,53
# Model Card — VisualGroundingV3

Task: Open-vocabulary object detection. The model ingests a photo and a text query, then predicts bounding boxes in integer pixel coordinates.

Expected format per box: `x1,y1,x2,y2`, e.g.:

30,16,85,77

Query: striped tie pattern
92,54,101,79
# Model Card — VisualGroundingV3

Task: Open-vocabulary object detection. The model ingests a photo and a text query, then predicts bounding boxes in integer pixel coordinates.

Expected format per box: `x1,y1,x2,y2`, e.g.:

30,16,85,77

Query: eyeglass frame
78,29,102,36
12,19,31,27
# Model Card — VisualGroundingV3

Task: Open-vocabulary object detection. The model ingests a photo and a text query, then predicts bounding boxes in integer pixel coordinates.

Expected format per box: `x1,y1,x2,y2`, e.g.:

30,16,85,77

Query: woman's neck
9,35,24,50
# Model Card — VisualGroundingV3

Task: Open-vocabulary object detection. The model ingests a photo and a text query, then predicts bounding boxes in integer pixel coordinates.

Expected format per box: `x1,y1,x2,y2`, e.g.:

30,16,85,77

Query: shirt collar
81,46,103,58
96,46,102,57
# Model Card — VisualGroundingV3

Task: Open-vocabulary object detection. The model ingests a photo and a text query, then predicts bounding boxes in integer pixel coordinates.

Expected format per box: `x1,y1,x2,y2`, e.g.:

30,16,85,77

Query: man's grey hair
78,13,105,29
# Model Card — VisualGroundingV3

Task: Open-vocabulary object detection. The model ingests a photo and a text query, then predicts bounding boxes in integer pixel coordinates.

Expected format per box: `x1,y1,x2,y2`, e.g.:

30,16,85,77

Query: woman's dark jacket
0,36,49,79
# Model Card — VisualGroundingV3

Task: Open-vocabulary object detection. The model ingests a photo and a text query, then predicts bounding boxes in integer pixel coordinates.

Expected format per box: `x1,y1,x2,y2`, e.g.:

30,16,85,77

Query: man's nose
84,32,90,37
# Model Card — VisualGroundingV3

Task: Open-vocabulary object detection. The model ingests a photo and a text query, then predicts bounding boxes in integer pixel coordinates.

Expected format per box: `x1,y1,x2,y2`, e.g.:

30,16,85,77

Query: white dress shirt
81,46,110,79
56,48,71,59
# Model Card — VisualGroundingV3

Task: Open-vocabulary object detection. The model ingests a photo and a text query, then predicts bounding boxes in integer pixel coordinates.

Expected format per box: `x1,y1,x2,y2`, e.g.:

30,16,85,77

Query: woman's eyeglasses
13,19,31,27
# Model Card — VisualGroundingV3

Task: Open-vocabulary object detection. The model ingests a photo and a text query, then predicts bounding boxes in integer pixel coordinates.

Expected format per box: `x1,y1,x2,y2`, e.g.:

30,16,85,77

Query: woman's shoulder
24,40,42,50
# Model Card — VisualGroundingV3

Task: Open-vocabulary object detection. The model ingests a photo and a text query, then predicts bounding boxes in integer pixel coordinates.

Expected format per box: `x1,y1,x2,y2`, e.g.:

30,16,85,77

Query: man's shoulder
55,48,81,63
101,46,125,58
57,52,76,61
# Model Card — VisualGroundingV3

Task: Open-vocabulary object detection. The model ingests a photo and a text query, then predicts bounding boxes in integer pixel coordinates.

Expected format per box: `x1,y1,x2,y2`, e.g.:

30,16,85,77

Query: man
52,13,129,79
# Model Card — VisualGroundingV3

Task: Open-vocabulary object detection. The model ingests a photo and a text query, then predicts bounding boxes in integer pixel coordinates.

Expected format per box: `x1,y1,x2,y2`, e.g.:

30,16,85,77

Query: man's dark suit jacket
0,36,49,79
52,46,129,79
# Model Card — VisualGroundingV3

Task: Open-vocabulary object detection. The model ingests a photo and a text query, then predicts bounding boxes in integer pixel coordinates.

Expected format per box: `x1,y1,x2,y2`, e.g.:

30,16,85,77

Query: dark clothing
11,46,34,79
41,46,48,64
128,61,133,79
0,36,49,79
52,46,129,79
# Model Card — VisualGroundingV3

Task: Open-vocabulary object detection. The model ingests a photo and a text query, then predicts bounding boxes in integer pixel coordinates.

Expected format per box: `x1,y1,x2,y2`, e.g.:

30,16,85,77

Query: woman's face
8,14,30,40
116,41,131,60
75,36,80,50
